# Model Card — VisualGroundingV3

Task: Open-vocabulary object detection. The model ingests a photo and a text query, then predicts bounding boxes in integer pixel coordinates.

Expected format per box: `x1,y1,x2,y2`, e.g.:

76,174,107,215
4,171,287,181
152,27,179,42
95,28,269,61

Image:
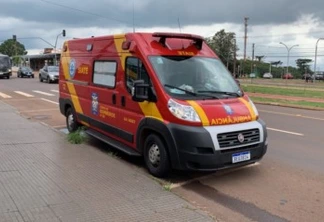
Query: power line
40,0,131,25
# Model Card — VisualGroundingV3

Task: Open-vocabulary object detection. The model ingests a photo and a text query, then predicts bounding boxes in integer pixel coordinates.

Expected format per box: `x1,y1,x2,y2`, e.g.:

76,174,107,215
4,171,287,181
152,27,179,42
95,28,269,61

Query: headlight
50,74,54,78
168,99,201,122
249,98,259,119
8,69,11,72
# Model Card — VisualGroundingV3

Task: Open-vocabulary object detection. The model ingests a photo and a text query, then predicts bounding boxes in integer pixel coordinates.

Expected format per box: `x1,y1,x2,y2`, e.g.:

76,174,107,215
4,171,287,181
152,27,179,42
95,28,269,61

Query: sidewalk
0,101,214,222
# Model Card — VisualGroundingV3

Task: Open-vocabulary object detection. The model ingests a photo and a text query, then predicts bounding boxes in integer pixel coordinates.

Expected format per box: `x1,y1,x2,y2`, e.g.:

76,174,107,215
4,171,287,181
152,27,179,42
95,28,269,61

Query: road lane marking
14,91,34,98
41,98,59,105
33,90,55,96
267,127,304,136
51,90,59,93
0,92,12,98
260,109,324,121
20,108,59,113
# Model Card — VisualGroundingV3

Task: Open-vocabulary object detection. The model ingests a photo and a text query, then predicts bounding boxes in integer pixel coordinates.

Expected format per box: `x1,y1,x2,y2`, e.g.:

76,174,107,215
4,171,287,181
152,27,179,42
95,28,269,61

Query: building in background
20,48,61,71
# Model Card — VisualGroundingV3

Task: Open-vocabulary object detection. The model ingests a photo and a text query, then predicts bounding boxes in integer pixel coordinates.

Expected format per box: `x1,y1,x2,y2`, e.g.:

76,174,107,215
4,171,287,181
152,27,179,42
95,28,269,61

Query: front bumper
0,71,11,78
49,76,59,81
167,119,268,171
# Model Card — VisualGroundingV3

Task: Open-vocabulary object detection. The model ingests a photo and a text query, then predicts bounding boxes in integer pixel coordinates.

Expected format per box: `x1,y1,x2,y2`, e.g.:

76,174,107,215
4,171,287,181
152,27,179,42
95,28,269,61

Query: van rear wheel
144,134,170,178
66,107,80,133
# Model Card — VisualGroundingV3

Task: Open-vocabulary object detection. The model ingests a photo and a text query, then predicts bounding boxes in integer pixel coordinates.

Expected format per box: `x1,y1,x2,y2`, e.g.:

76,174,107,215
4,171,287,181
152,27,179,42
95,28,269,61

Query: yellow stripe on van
66,82,83,114
113,34,132,71
238,98,257,121
138,102,163,121
61,42,83,114
114,34,164,122
187,101,210,126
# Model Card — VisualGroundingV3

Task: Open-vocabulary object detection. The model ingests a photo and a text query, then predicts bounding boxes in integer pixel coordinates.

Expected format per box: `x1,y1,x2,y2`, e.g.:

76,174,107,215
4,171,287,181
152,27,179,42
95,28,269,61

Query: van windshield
0,56,11,68
149,56,242,99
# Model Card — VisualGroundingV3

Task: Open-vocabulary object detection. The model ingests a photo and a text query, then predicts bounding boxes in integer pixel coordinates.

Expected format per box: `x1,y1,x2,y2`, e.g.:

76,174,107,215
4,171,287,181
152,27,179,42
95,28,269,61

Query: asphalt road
1,74,324,221
0,73,64,129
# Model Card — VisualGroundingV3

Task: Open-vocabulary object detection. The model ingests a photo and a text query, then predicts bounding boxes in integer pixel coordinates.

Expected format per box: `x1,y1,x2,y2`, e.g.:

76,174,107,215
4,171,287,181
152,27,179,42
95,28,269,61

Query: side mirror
132,80,150,102
235,79,241,86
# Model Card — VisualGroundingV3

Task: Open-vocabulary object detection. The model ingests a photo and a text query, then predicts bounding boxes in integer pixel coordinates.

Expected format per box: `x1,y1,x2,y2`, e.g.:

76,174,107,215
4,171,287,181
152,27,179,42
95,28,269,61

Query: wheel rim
67,113,75,130
148,143,160,167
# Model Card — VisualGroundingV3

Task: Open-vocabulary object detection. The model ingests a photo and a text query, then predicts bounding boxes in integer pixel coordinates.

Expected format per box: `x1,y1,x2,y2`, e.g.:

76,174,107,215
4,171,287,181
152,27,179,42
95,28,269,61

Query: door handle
121,96,126,107
112,94,116,104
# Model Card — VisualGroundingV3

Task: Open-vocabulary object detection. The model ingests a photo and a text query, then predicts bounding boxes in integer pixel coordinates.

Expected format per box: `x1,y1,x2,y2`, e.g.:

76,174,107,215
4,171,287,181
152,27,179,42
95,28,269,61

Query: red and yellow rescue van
59,32,268,177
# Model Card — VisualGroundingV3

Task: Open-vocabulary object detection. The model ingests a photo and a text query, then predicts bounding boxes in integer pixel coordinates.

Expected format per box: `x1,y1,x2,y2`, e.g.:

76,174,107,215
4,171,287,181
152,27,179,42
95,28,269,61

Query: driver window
126,57,150,93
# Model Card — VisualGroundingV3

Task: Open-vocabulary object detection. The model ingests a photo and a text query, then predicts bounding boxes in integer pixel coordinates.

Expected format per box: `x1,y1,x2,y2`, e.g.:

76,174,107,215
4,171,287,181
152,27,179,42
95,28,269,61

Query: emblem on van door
91,92,99,115
69,59,76,79
223,104,233,115
238,133,245,143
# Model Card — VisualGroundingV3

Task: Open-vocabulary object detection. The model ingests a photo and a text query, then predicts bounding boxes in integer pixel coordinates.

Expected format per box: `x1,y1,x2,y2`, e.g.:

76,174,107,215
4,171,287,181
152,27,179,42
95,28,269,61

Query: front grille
217,128,260,148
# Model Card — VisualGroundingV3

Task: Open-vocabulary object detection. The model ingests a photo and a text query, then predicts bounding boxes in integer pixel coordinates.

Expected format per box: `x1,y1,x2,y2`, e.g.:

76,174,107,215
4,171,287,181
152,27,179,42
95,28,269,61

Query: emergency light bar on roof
152,32,204,50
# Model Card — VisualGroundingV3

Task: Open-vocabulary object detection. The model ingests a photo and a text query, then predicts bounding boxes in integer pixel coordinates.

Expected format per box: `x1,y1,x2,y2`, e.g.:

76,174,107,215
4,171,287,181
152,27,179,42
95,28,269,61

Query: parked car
282,73,293,79
39,65,59,83
313,73,324,80
249,73,256,78
263,73,273,79
17,66,34,78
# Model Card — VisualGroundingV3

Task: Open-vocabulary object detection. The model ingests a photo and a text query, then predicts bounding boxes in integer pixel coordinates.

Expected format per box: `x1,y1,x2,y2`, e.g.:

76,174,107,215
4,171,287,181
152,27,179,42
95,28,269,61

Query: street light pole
313,38,324,76
279,42,299,74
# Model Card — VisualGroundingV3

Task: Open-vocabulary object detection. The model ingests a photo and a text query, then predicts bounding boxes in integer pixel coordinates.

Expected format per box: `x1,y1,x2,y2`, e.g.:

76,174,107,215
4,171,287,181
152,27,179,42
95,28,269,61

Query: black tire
66,107,80,133
39,75,43,82
47,77,51,84
144,134,171,178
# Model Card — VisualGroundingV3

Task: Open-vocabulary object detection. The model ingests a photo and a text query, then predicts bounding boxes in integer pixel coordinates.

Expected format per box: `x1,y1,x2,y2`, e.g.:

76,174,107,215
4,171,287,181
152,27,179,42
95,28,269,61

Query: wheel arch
136,118,181,169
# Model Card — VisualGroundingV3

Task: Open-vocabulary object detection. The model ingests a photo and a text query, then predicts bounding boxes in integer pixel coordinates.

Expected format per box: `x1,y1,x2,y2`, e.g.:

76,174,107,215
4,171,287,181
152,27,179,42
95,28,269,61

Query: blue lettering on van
91,92,99,115
69,59,76,79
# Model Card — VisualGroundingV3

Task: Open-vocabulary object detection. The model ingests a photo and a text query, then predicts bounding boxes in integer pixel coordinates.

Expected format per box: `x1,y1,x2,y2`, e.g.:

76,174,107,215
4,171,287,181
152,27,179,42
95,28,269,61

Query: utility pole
252,43,255,61
233,38,237,77
242,17,249,77
244,17,249,61
251,43,255,73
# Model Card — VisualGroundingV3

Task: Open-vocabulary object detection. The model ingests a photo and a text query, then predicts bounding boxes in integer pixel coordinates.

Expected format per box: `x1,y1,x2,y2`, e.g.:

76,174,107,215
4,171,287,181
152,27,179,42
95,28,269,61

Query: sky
1,0,324,71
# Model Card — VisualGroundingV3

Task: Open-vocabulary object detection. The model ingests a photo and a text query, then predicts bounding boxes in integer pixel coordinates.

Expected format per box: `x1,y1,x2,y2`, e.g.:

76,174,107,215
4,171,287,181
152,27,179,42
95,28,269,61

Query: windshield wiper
197,90,241,97
164,84,219,99
164,84,198,96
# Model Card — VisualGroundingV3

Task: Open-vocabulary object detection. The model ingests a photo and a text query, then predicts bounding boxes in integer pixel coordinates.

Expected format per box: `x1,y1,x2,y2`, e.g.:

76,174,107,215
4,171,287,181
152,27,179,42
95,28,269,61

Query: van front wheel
66,108,80,133
144,134,170,178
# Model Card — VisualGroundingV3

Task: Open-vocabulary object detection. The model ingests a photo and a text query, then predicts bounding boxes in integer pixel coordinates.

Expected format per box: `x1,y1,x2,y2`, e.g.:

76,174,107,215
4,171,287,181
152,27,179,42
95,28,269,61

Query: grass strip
250,96,324,109
243,85,324,98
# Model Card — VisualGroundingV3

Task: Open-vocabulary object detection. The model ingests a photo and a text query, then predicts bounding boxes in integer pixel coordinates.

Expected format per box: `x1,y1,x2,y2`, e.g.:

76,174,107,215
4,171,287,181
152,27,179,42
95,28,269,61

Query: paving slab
0,101,214,222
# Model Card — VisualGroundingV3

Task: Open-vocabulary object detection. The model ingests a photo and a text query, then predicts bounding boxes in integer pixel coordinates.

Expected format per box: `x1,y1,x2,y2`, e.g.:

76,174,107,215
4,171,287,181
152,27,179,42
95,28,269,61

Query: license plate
232,151,251,163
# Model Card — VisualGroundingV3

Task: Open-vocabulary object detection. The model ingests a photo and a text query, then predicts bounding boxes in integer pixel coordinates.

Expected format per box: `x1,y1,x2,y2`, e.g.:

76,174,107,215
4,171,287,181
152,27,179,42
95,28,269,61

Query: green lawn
242,85,324,98
250,96,324,109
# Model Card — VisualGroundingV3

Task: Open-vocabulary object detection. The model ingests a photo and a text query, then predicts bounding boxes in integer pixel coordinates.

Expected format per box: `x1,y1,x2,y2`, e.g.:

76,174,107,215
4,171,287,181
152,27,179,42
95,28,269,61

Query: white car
263,73,273,79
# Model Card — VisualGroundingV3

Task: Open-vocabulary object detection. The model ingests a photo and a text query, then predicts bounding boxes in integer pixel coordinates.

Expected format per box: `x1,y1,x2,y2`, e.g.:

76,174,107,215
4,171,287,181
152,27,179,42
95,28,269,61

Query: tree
296,59,312,74
205,29,238,72
0,39,27,57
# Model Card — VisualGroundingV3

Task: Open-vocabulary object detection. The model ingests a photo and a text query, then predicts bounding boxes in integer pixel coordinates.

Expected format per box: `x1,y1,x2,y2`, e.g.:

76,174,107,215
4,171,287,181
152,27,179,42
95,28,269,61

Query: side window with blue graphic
69,59,76,79
91,92,99,115
93,61,117,87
